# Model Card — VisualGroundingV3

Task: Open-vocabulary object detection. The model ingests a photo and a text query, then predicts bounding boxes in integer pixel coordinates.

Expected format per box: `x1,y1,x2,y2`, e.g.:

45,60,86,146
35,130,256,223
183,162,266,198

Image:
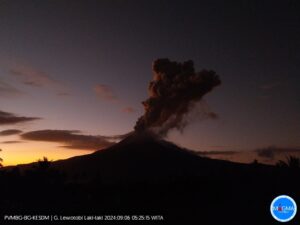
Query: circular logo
270,195,297,222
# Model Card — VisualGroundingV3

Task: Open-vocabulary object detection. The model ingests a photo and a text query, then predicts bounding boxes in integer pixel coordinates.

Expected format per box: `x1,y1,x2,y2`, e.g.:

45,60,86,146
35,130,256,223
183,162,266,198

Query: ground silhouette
0,133,299,224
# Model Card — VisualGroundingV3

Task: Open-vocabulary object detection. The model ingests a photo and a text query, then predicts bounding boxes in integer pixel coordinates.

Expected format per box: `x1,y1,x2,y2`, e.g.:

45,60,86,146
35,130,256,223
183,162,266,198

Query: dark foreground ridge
1,133,299,224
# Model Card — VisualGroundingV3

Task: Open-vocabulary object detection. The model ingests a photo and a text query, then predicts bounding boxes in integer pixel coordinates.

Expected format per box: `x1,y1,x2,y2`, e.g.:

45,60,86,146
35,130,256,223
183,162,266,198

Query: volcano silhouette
52,132,244,183
2,133,300,225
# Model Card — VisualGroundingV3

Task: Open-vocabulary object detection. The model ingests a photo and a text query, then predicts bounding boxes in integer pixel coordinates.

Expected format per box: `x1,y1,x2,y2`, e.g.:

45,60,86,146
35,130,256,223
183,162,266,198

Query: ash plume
134,58,221,136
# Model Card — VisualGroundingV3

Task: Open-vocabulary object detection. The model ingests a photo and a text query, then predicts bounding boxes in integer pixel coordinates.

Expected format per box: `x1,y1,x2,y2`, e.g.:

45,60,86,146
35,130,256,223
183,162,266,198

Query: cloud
94,84,117,101
103,132,133,142
256,147,275,159
260,82,281,90
255,146,300,159
258,81,284,100
1,140,24,144
122,107,137,114
9,63,61,88
0,110,40,125
21,129,127,150
197,150,238,156
0,80,23,98
0,129,22,136
208,145,232,148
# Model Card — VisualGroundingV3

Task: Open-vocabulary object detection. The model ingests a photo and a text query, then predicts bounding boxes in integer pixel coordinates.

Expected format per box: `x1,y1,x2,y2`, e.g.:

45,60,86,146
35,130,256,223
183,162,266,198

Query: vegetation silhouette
276,156,300,169
0,149,2,168
0,136,299,225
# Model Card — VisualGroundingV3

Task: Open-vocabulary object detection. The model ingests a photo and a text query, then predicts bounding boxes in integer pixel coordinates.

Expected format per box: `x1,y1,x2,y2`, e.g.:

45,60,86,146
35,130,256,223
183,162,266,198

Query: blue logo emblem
270,195,297,222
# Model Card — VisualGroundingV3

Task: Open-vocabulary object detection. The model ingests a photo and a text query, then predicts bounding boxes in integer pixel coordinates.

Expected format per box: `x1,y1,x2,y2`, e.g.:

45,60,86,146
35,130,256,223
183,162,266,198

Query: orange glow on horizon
0,141,93,166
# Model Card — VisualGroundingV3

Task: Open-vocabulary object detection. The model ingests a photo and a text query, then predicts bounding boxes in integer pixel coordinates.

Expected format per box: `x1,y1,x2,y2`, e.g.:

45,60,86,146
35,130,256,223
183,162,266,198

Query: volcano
1,133,300,225
51,132,244,183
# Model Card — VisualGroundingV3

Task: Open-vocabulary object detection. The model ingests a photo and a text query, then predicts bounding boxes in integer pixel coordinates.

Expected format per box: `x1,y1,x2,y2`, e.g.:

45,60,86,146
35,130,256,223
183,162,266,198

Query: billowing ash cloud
134,59,221,136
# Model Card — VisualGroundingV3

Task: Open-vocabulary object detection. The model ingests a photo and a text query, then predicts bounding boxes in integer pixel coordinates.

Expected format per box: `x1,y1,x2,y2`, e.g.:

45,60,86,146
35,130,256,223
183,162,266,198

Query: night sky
0,0,299,166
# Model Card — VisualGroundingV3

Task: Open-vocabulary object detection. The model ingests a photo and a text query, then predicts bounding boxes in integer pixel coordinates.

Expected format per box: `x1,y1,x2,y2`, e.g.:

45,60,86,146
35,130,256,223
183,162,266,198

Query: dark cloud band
0,129,22,136
21,129,129,150
0,110,40,125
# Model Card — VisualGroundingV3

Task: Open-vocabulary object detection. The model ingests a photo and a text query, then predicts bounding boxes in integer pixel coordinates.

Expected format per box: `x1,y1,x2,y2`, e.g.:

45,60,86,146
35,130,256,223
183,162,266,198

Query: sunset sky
0,0,299,166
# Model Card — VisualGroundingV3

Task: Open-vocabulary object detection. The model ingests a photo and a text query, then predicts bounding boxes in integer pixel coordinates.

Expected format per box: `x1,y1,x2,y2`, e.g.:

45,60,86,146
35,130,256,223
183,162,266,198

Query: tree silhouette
36,156,51,171
276,155,300,169
0,148,3,168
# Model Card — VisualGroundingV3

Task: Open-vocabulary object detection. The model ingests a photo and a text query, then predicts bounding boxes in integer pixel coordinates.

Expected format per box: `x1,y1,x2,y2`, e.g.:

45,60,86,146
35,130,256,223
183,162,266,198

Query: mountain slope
51,133,254,183
2,133,299,225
